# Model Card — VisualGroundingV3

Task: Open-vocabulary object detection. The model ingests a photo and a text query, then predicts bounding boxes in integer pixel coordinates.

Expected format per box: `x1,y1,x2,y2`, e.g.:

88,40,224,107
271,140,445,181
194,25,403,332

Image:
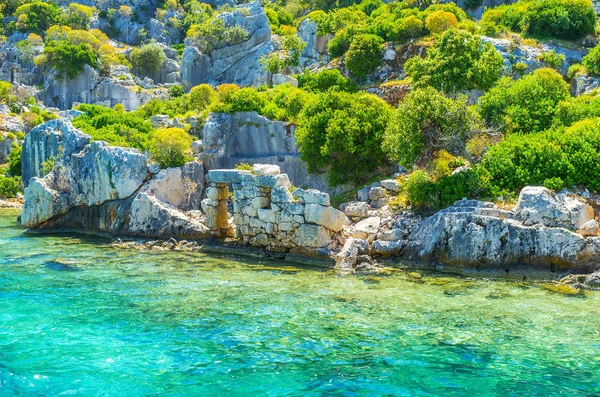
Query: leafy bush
7,144,22,177
129,43,167,75
538,50,564,69
481,118,600,194
296,91,392,185
554,94,600,127
0,175,21,198
405,29,503,94
213,87,267,113
384,87,482,168
0,82,11,103
478,68,570,134
13,1,60,33
583,43,600,77
189,84,217,111
480,0,596,40
345,33,384,79
297,69,357,93
150,128,192,168
73,104,154,151
42,40,98,78
425,10,458,34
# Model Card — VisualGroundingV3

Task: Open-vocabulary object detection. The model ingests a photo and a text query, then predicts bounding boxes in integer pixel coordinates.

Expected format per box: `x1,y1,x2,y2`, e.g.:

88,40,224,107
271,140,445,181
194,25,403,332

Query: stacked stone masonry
204,165,349,252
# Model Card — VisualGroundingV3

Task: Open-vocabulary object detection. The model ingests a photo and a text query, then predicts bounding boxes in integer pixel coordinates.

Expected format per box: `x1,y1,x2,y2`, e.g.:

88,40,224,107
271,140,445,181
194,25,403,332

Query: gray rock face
21,118,209,239
180,2,272,90
404,197,600,270
516,186,594,230
41,65,166,111
482,36,587,76
21,119,91,188
571,75,600,97
200,111,316,188
22,141,148,227
297,19,331,68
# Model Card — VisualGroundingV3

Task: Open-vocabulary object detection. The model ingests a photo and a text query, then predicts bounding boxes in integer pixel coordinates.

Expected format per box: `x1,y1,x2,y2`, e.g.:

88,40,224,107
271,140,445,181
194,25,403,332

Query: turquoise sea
1,208,600,396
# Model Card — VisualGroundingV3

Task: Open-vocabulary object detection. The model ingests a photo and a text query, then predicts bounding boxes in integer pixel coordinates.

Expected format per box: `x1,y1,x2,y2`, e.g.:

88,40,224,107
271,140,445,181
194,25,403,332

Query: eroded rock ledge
19,119,600,279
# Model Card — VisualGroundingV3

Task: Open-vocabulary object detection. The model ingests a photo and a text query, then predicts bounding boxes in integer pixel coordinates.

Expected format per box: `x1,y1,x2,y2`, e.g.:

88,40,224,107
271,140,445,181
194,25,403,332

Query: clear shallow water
1,210,600,396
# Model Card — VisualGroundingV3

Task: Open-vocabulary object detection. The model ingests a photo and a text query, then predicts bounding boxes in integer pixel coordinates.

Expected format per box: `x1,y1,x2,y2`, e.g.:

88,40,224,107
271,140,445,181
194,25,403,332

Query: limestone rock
294,188,330,206
578,219,599,236
139,161,204,211
335,238,368,272
253,163,281,176
516,186,594,230
180,2,272,90
353,217,381,239
368,187,387,201
371,240,402,256
293,224,332,248
344,201,370,218
304,204,348,232
380,179,400,192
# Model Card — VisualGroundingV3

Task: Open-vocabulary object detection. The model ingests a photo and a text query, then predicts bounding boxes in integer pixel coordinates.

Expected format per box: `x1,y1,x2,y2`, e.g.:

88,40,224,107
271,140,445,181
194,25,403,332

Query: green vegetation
150,128,193,168
583,43,600,77
345,34,384,78
405,29,503,94
129,43,167,75
481,0,596,40
295,91,392,185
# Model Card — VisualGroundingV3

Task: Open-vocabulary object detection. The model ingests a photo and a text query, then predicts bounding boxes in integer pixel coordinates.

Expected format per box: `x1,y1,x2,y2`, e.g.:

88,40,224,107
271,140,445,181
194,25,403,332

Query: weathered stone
578,219,599,236
335,238,368,272
258,208,276,223
377,228,403,242
206,186,229,201
293,224,332,248
207,169,250,184
254,174,291,188
344,201,370,218
150,115,170,128
371,240,402,256
253,163,281,175
272,74,298,87
353,217,381,239
304,204,349,232
271,186,293,203
139,162,204,211
516,186,594,230
368,187,388,201
380,179,400,192
294,188,330,206
357,187,370,202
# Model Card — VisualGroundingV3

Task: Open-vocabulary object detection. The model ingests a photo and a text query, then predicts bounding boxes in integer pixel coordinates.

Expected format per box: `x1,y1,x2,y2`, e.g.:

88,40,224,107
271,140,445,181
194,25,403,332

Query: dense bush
296,91,392,185
13,1,60,33
129,43,167,75
189,84,217,111
424,10,458,34
583,43,600,77
150,128,192,168
384,87,482,168
73,105,154,151
480,0,596,40
7,145,22,177
554,95,600,127
42,40,98,78
213,87,267,113
405,29,503,94
0,175,21,199
481,118,600,194
297,69,357,93
344,34,384,78
478,68,570,134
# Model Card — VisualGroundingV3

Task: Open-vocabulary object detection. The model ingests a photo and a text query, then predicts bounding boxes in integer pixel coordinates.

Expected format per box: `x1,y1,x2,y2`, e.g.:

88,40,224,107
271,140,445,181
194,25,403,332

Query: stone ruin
202,164,349,255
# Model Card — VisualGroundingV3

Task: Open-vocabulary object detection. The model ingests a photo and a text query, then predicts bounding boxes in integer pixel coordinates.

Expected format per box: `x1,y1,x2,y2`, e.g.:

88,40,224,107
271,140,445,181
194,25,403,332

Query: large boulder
297,18,331,68
405,197,600,271
21,119,90,188
304,204,348,232
180,2,272,90
139,161,204,211
516,186,594,230
22,141,149,228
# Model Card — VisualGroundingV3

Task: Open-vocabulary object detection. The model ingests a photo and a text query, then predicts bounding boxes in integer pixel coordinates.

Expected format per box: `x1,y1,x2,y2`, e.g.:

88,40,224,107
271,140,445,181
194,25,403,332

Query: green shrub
43,40,98,78
345,33,384,79
7,144,22,177
296,91,392,185
405,29,503,94
425,10,458,34
554,95,600,127
0,81,11,103
169,84,184,98
129,43,167,75
538,50,564,69
297,69,357,93
189,84,217,111
13,1,60,33
583,44,600,77
384,87,482,168
478,68,570,134
480,0,596,40
328,28,351,57
150,128,192,168
481,118,600,194
0,175,21,198
214,88,267,113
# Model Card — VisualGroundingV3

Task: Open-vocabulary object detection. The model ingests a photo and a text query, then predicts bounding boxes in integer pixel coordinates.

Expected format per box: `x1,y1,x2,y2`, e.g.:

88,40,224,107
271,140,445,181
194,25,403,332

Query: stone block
208,169,250,184
252,163,281,175
293,188,330,206
293,224,332,248
304,204,349,233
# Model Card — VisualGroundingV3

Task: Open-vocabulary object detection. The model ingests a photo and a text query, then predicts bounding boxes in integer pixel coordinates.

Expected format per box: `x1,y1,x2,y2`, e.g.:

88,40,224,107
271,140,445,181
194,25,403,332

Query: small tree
129,43,167,75
150,128,192,168
189,84,217,111
383,87,482,168
583,44,600,77
425,10,458,34
345,34,384,79
405,28,503,94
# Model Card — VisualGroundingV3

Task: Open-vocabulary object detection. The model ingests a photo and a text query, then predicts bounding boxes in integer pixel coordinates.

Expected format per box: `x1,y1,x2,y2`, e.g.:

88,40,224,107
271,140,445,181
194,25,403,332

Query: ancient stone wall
203,165,348,253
